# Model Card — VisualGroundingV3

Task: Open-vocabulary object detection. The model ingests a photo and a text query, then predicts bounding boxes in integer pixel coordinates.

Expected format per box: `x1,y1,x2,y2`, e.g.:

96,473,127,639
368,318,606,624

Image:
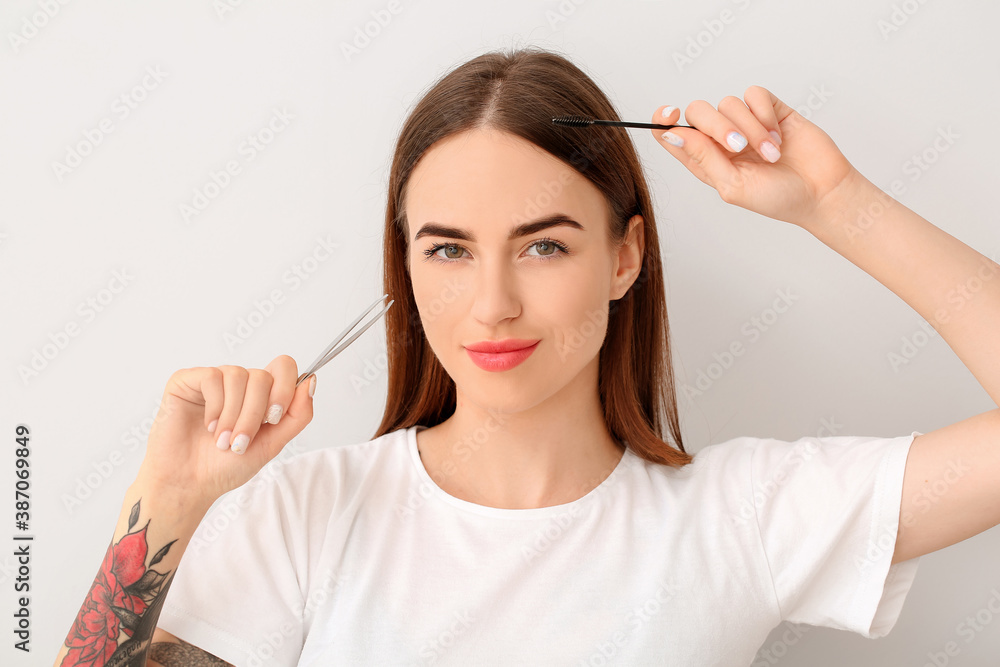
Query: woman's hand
653,85,862,229
134,355,315,509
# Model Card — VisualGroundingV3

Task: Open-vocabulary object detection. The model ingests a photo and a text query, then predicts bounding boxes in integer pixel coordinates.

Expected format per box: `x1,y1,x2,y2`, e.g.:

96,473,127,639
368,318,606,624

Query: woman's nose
469,260,521,326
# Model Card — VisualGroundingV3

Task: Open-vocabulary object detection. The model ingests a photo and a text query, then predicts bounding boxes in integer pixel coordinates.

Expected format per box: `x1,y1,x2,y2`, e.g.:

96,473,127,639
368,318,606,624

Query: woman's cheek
542,271,594,361
412,275,458,346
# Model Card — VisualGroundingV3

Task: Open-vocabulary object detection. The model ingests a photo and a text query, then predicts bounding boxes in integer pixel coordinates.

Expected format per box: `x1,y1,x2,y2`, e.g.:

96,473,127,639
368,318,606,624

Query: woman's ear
610,215,644,300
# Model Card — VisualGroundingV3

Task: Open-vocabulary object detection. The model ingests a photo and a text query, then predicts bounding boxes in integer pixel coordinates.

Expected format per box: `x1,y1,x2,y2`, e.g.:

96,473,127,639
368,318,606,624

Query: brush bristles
551,116,593,127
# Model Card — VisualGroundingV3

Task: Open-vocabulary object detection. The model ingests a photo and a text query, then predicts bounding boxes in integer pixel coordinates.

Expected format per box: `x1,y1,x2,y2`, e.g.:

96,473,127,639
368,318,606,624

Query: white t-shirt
156,424,923,666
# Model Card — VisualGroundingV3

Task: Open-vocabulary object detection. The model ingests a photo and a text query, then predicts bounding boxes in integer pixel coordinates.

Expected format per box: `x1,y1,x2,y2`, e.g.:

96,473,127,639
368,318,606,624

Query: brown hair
373,46,692,468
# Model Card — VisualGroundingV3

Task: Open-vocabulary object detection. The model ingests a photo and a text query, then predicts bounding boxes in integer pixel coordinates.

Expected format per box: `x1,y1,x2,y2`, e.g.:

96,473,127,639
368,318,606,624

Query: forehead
404,128,607,234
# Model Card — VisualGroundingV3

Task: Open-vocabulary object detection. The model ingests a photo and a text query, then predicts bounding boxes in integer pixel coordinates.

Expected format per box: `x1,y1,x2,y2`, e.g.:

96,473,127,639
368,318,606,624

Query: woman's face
404,128,642,412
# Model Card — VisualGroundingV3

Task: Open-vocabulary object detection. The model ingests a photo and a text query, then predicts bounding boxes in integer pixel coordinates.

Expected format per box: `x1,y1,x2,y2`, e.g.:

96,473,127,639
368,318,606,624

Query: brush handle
593,119,695,130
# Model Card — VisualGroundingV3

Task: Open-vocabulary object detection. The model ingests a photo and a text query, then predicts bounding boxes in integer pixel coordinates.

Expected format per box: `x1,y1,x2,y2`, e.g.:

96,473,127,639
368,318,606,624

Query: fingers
261,354,299,425
717,96,779,163
202,355,313,457
208,365,258,453
743,85,782,150
228,367,274,454
654,86,784,165
651,105,712,187
653,102,741,195
689,97,752,154
260,372,316,459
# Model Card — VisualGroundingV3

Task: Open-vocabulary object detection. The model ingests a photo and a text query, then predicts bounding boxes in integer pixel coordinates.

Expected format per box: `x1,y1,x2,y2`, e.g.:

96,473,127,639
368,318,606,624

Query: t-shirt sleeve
155,461,306,666
750,429,924,638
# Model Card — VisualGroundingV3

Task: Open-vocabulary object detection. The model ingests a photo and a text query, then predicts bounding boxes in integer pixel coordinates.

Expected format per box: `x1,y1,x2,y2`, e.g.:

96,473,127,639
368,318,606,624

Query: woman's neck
414,374,625,510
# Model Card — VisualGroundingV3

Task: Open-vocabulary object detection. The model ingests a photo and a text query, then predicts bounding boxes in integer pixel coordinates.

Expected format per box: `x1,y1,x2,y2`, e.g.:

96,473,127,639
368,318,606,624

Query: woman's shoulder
213,426,415,518
275,425,414,477
663,430,921,483
629,435,757,480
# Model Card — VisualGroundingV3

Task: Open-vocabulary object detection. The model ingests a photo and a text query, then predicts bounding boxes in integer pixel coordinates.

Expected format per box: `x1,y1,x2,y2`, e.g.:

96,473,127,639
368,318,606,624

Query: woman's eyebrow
413,214,584,243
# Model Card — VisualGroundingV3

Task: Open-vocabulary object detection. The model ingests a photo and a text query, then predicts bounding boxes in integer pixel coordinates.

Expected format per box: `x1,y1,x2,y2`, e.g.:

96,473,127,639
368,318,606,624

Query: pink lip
465,339,540,353
464,339,540,372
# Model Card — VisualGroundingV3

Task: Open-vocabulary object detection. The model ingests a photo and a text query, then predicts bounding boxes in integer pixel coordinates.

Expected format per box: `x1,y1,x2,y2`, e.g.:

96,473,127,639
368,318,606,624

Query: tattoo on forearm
59,499,178,667
149,639,231,665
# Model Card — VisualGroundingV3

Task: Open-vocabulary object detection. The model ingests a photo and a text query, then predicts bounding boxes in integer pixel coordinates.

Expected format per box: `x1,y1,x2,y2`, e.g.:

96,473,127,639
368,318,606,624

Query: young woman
54,46,1000,666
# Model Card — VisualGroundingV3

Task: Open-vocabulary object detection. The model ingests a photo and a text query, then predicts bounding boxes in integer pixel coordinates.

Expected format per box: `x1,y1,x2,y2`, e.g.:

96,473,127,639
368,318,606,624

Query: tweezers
295,293,395,386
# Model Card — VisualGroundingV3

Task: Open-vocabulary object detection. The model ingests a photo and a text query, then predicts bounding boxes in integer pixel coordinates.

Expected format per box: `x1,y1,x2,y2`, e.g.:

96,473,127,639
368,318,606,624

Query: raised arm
649,87,1000,566
802,171,1000,564
53,357,316,666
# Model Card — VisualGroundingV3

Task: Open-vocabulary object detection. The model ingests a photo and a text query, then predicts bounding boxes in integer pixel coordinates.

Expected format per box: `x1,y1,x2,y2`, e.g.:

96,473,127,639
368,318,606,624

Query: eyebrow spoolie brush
552,115,696,130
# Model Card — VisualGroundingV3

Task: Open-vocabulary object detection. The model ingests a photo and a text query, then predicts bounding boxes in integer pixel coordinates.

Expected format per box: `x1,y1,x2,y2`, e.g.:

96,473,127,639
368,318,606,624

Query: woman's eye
422,239,568,263
527,240,559,257
427,244,465,260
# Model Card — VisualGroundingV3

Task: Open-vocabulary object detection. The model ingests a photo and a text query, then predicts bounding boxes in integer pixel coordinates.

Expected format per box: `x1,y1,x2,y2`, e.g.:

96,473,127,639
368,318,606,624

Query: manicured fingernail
207,419,218,433
661,131,684,147
231,434,249,454
760,140,780,163
308,374,317,398
769,130,781,146
265,404,282,424
726,131,747,152
215,429,232,451
660,105,676,118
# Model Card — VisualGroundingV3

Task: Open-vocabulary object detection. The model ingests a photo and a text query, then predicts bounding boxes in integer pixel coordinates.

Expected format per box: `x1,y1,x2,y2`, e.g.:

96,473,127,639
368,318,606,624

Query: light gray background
3,1,998,665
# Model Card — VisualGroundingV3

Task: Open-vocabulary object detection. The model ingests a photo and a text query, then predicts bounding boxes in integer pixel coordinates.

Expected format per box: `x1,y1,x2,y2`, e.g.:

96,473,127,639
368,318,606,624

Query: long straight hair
373,46,692,468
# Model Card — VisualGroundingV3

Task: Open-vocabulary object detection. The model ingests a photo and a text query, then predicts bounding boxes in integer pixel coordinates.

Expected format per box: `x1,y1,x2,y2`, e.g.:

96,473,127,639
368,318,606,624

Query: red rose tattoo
60,500,177,667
